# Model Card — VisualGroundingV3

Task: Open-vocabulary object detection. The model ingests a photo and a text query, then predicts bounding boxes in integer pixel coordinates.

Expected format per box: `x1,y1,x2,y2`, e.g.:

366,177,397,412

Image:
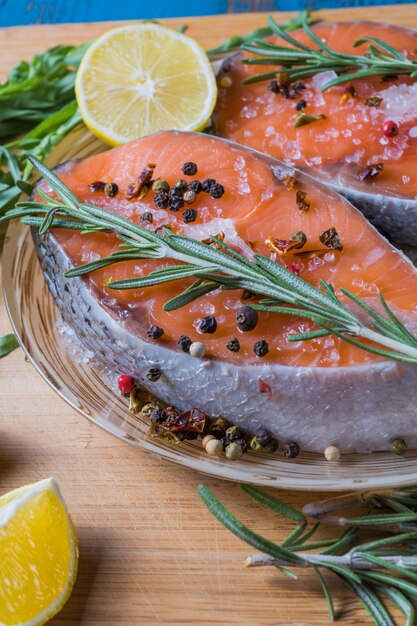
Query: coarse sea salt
379,83,417,123
311,71,338,92
409,126,417,138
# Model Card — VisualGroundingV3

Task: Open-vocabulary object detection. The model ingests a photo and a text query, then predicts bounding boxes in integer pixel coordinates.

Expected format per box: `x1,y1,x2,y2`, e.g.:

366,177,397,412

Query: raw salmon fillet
33,131,417,452
214,21,417,245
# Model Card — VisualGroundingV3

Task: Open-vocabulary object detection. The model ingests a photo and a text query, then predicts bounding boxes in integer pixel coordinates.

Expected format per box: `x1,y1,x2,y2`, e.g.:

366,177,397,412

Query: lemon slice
0,478,78,626
75,23,217,146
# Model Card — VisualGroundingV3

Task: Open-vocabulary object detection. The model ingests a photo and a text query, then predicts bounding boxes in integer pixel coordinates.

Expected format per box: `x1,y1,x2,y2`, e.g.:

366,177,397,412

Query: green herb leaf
0,333,19,358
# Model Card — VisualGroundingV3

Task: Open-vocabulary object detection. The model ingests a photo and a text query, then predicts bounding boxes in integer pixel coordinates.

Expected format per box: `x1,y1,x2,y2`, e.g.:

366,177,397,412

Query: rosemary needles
3,154,417,366
199,483,417,626
241,16,417,90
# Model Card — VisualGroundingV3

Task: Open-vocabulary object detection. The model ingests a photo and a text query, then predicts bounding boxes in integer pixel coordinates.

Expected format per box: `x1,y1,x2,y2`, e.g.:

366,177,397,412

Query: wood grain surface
1,7,416,625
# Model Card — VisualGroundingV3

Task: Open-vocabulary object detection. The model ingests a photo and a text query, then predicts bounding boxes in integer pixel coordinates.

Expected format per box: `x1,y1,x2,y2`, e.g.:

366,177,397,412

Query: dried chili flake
278,173,297,190
319,227,343,252
285,263,301,276
258,378,272,398
125,163,156,200
159,408,206,433
294,112,326,129
365,96,383,107
201,231,225,249
266,231,307,256
295,189,311,212
359,162,384,181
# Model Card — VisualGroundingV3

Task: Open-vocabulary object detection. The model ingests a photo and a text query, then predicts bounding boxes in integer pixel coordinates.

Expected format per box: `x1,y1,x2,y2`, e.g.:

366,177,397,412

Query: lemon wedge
75,23,217,146
0,478,78,626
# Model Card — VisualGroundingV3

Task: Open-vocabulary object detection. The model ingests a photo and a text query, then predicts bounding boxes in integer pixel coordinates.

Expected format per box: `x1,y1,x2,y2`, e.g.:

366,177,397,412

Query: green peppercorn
390,438,407,456
225,442,243,460
209,417,229,437
250,437,263,451
225,425,241,441
152,178,170,192
141,402,160,417
175,178,188,190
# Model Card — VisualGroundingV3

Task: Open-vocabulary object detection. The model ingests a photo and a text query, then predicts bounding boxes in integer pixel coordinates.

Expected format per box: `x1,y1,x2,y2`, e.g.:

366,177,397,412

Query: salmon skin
214,21,417,246
33,130,417,453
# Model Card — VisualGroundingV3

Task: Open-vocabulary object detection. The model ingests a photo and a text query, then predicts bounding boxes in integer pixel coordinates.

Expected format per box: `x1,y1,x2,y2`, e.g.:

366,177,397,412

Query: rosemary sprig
4,154,417,365
241,16,417,90
199,483,417,626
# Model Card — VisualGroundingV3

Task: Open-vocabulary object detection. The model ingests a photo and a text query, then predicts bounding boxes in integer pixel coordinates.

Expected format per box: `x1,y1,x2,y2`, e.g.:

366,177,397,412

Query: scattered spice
250,437,263,451
383,120,398,137
202,434,215,448
268,77,305,99
359,162,384,181
294,112,326,129
283,441,300,458
183,207,197,223
182,162,198,176
319,227,343,252
285,263,301,276
159,407,206,434
295,189,311,212
365,96,383,107
154,191,170,209
175,178,188,191
184,190,197,204
295,98,307,111
104,182,118,198
146,367,161,382
227,337,241,352
236,306,258,332
235,437,249,453
254,426,272,447
254,340,269,357
339,85,355,105
170,197,185,211
381,73,398,82
225,442,243,460
390,438,407,456
258,378,272,397
241,289,254,301
324,444,341,461
225,425,242,441
189,341,206,358
206,439,223,456
209,418,229,437
266,231,307,256
188,180,202,194
150,408,168,424
209,183,225,199
117,374,135,394
140,211,153,224
89,180,105,193
279,173,297,190
220,75,233,88
264,438,279,453
125,163,155,200
201,178,216,193
199,316,217,334
147,325,164,339
178,335,192,352
152,178,169,193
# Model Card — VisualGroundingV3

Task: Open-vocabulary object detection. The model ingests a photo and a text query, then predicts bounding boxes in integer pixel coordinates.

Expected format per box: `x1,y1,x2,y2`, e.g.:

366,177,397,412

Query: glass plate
4,127,417,491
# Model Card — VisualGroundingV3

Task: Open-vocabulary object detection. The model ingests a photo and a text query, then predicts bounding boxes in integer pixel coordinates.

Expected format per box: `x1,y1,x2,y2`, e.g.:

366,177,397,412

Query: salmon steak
214,21,417,245
33,130,417,453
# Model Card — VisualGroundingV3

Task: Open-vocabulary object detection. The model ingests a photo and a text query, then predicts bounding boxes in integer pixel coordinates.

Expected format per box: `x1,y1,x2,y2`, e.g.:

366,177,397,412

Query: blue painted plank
0,0,415,28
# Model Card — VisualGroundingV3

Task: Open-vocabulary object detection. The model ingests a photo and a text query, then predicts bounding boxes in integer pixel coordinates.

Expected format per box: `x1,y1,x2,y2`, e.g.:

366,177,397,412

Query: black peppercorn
264,438,279,453
147,325,164,339
182,162,198,176
241,289,254,301
236,305,258,332
283,441,300,458
210,417,229,437
295,99,307,111
254,426,272,446
169,197,184,211
150,408,167,424
178,335,192,352
170,186,183,198
184,431,199,440
235,437,249,453
89,180,106,192
254,340,269,357
140,211,153,223
209,183,225,199
199,316,217,334
104,182,119,197
188,180,202,194
146,367,161,382
220,436,232,451
201,178,216,193
183,208,198,223
227,338,240,352
154,191,169,209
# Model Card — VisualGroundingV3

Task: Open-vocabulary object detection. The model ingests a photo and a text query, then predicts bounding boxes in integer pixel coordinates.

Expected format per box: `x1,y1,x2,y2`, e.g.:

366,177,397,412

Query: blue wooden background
0,0,414,27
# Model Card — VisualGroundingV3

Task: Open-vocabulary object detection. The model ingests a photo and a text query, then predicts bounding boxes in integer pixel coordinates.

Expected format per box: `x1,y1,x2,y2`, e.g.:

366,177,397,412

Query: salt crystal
265,125,275,137
409,126,417,138
238,180,251,195
234,156,245,171
243,130,253,138
308,257,325,270
402,175,411,184
379,83,417,123
311,70,338,92
310,156,323,165
240,105,257,119
342,129,352,138
353,138,361,145
379,137,389,145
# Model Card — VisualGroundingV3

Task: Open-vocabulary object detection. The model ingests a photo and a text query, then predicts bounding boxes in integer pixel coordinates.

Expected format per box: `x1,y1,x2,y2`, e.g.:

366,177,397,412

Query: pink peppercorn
383,120,398,137
285,263,301,276
117,374,135,394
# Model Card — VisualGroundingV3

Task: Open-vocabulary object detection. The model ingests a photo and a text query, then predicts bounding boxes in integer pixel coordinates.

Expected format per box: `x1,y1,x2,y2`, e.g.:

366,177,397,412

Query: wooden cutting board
1,6,416,625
